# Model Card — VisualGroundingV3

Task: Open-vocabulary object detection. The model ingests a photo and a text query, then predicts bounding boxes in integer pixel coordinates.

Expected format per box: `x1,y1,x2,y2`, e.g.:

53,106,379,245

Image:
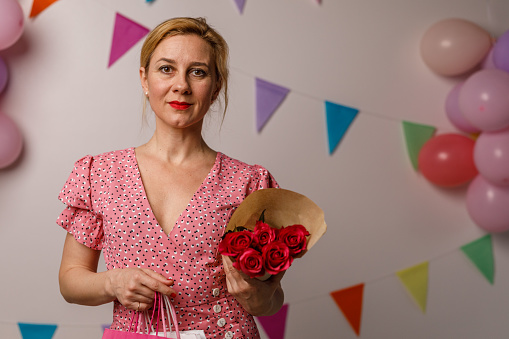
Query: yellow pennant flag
396,261,429,313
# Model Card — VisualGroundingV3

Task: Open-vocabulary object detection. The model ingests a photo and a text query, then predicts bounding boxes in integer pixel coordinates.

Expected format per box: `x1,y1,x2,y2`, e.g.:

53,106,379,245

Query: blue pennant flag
325,101,359,154
18,323,58,339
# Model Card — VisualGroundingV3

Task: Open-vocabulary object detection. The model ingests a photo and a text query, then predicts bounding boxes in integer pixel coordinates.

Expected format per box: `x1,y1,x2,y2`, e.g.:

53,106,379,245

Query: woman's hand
59,233,176,311
106,267,176,312
222,255,285,316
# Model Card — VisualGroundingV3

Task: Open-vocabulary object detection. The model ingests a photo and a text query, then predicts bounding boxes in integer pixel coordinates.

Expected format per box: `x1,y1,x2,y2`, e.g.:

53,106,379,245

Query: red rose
277,224,310,256
232,248,265,278
262,240,293,275
218,230,255,258
253,221,278,249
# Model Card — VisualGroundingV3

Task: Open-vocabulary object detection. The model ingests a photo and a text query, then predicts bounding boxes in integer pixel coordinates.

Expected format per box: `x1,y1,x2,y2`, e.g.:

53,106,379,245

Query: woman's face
140,34,219,130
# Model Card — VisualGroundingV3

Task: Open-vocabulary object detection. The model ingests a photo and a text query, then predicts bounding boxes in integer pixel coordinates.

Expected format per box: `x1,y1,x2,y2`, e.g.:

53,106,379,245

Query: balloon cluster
0,0,25,169
420,18,509,233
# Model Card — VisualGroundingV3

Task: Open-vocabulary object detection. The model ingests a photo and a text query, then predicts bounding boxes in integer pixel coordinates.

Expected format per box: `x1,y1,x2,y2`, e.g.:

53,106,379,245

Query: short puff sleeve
247,164,279,193
56,156,104,250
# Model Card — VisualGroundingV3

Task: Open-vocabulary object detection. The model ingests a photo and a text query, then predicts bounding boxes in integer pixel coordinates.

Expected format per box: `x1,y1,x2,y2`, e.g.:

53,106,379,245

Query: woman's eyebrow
155,58,210,68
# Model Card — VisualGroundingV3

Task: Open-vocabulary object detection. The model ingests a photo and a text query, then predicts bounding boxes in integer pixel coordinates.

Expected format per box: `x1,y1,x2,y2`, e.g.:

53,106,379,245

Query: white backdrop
1,0,509,338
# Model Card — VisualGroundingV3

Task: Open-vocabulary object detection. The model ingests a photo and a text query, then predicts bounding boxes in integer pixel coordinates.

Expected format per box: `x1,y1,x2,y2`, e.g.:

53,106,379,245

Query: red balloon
418,134,477,187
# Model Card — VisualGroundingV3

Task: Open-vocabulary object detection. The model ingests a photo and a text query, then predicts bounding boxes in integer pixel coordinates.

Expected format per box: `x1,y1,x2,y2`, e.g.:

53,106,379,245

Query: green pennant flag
461,234,494,284
402,121,436,171
396,261,429,313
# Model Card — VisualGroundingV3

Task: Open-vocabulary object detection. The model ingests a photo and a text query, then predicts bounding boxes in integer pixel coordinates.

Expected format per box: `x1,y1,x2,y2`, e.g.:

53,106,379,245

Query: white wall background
1,0,509,338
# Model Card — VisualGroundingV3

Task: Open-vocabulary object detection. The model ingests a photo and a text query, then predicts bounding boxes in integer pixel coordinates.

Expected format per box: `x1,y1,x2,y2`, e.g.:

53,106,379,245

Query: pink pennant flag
315,0,322,4
233,0,246,14
256,304,288,339
108,13,150,68
255,77,290,132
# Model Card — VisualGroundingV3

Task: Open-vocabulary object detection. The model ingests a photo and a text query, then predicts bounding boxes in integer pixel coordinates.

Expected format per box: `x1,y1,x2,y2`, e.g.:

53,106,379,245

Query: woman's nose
173,74,191,94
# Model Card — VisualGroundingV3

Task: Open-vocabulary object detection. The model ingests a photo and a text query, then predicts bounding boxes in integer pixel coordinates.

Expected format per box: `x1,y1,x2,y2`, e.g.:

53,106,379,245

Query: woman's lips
169,101,192,110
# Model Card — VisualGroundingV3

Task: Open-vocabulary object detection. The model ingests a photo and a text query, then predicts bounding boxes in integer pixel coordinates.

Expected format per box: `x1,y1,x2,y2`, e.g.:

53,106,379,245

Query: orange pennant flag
330,283,364,336
30,0,59,18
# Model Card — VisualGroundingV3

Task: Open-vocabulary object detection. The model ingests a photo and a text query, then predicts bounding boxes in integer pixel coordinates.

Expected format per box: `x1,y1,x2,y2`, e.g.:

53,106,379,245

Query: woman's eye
191,69,207,77
159,66,172,73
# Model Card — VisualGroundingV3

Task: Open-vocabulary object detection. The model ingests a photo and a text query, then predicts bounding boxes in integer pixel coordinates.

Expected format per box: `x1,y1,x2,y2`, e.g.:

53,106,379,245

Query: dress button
225,331,234,339
212,288,220,297
217,318,226,327
213,304,222,313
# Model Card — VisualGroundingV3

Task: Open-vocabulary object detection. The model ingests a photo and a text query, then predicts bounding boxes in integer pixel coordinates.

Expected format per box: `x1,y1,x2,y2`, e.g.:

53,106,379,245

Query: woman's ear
212,79,222,102
140,66,148,93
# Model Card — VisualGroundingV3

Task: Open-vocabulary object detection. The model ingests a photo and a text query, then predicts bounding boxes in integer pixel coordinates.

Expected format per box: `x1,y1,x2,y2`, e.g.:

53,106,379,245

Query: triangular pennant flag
146,0,155,2
402,121,436,171
233,0,247,13
108,13,150,68
316,0,322,4
461,234,494,284
396,261,429,313
18,323,57,339
256,304,288,339
29,0,59,18
330,283,364,336
255,78,290,132
325,101,359,154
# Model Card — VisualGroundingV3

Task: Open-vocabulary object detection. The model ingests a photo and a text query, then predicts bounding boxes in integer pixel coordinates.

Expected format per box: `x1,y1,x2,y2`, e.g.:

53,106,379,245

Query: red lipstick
169,101,192,110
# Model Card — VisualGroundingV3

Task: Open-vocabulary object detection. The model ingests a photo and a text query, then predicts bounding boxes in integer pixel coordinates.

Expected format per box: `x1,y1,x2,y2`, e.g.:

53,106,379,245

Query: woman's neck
139,124,215,166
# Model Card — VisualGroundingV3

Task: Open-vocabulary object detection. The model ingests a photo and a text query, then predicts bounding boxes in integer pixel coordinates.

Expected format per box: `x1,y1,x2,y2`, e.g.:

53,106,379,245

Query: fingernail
171,293,177,298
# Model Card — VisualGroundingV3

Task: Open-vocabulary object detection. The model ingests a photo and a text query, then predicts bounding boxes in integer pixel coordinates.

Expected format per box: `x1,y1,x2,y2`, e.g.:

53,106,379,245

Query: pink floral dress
56,148,279,339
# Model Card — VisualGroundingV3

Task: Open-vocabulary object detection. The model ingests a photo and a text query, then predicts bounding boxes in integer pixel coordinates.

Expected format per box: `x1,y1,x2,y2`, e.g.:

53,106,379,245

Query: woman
57,17,284,338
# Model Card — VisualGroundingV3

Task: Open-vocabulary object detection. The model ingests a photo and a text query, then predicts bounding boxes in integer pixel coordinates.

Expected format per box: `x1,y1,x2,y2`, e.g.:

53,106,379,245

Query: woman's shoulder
218,152,273,177
70,147,136,171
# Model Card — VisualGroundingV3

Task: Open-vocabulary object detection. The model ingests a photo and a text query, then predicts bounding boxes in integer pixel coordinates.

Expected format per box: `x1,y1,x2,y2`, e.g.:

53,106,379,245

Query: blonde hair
140,17,229,121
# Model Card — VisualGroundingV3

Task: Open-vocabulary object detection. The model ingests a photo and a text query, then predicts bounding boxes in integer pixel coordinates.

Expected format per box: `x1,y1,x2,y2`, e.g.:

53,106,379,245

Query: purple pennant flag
233,0,246,14
256,304,289,339
255,78,290,132
108,13,150,67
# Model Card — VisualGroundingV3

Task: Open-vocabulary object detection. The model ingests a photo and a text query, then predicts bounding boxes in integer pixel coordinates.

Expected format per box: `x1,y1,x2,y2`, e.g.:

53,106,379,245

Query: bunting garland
108,13,150,68
256,304,289,339
396,262,429,313
233,0,247,14
29,0,59,18
255,78,290,132
18,323,58,339
330,284,364,336
460,234,494,284
402,121,436,171
325,101,359,155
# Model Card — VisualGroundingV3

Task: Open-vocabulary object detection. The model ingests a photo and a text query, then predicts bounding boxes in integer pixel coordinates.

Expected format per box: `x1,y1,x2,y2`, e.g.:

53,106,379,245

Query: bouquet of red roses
219,212,310,279
220,188,327,280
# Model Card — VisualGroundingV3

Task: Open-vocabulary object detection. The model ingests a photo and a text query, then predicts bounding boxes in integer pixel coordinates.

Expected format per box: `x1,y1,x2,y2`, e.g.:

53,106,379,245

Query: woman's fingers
139,269,176,296
109,268,177,310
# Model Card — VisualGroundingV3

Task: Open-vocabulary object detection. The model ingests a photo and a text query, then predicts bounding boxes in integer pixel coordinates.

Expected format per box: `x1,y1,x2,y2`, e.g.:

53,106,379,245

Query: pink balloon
481,47,497,70
0,0,24,50
474,128,509,186
466,175,509,233
0,112,23,169
420,18,492,76
445,82,480,133
458,69,509,131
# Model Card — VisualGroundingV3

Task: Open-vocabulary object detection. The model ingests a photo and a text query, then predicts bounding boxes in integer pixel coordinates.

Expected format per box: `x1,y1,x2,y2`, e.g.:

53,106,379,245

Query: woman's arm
222,255,285,316
59,233,176,311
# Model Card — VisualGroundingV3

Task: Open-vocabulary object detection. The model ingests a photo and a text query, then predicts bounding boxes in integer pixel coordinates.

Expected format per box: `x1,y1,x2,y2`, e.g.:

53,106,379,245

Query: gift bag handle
128,293,181,338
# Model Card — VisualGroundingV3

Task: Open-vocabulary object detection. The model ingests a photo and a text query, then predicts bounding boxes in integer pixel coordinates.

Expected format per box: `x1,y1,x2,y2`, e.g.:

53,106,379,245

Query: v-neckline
130,147,221,237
